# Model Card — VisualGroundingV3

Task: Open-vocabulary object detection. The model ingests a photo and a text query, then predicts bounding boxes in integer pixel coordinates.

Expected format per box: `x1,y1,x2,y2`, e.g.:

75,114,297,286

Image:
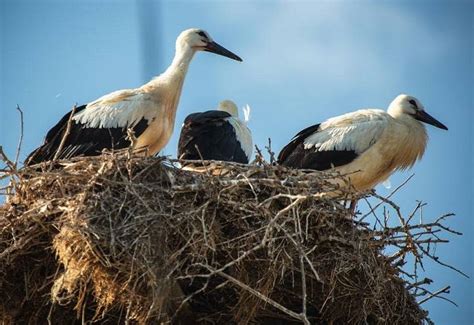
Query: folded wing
278,110,389,170
25,91,153,165
178,110,252,164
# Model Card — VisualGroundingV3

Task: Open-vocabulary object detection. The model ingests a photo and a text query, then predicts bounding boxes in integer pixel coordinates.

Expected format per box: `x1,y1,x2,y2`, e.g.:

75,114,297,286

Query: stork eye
408,99,418,108
197,31,207,39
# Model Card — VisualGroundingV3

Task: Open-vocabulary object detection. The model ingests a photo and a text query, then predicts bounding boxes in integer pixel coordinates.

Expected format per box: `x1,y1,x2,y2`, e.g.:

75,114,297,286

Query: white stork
278,94,448,192
25,28,242,166
178,100,253,166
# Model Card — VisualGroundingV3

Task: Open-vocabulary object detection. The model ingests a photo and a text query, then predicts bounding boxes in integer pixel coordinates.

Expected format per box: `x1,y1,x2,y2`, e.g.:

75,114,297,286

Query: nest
0,153,458,324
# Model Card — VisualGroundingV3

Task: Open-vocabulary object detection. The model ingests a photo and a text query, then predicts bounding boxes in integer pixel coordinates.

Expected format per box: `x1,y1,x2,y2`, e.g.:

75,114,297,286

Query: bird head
388,94,448,130
218,100,239,117
177,29,242,62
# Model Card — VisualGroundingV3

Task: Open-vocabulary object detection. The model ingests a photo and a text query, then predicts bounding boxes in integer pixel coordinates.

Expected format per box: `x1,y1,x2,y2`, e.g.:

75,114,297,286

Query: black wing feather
25,104,149,166
277,123,358,170
277,123,321,164
178,110,249,164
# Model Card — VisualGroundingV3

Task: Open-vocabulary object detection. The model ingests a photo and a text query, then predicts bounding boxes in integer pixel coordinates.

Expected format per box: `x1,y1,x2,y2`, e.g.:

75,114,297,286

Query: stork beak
204,41,242,62
415,110,448,130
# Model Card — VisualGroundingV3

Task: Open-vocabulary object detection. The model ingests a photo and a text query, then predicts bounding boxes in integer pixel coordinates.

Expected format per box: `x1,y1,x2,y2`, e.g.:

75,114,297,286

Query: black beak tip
205,41,243,62
432,122,449,131
416,111,448,131
433,119,448,131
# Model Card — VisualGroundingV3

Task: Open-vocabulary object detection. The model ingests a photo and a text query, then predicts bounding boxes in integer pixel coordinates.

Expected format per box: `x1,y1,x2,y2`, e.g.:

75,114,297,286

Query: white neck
163,45,195,80
388,108,417,125
144,44,195,87
138,43,196,154
142,44,196,117
388,110,428,167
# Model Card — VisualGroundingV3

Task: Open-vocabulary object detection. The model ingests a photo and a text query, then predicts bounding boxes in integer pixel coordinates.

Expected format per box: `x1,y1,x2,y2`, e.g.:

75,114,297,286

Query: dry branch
0,153,461,324
52,103,77,162
14,105,24,168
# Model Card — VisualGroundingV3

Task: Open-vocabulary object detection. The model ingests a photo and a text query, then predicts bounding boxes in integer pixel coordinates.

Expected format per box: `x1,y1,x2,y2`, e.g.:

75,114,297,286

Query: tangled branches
0,152,463,324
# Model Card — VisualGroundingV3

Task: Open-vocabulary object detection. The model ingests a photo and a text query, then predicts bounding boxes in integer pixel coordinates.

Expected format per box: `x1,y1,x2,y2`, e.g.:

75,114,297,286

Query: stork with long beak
25,28,242,165
278,94,448,193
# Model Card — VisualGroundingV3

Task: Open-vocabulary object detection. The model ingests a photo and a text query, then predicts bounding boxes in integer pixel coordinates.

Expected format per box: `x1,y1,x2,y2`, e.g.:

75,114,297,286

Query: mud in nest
0,154,453,324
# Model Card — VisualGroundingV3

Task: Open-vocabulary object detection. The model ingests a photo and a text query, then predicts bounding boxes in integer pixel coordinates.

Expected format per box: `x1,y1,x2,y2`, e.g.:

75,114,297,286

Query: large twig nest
0,154,437,324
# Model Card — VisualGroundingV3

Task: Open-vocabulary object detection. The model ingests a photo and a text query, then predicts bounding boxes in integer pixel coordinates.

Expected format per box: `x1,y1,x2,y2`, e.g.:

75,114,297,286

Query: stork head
177,29,242,62
388,94,448,130
218,100,239,117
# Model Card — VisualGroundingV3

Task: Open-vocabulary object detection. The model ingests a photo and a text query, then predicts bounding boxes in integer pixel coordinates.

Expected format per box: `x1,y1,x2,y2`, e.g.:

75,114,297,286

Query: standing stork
178,100,253,167
278,94,448,192
25,28,242,166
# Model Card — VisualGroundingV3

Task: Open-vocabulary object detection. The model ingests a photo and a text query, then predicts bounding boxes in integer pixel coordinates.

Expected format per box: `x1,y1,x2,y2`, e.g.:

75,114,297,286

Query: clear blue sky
1,0,472,323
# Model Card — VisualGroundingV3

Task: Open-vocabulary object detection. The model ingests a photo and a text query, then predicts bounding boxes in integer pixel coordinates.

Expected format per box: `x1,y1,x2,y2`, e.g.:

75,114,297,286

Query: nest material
0,154,430,324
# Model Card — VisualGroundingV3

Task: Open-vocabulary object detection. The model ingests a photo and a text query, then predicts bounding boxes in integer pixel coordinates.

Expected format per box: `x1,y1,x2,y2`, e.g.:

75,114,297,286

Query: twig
299,250,310,325
407,277,433,289
360,174,415,220
0,146,16,171
126,127,138,159
14,105,24,168
266,138,276,164
416,243,469,278
418,286,457,306
253,144,265,165
262,197,305,245
207,266,306,323
52,103,77,162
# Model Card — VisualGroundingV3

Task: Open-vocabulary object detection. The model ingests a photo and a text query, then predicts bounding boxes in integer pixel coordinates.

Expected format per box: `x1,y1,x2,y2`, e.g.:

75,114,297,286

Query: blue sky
1,0,472,323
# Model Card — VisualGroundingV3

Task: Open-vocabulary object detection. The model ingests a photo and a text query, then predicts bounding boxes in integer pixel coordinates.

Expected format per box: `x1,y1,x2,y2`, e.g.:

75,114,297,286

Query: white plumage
303,110,387,154
278,94,448,192
72,91,155,129
221,101,253,161
242,104,251,124
26,28,242,165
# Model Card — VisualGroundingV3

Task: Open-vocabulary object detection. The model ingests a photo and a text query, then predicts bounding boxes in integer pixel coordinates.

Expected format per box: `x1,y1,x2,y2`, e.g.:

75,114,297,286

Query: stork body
278,95,448,192
25,29,242,166
178,100,252,165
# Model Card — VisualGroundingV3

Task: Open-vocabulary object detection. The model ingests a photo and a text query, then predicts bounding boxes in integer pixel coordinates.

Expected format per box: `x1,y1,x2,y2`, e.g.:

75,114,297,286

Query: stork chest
335,123,425,191
131,99,176,154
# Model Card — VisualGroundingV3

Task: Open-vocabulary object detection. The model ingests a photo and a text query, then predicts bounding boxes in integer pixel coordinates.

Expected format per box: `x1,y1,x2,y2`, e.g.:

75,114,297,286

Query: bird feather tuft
242,104,251,124
382,179,392,189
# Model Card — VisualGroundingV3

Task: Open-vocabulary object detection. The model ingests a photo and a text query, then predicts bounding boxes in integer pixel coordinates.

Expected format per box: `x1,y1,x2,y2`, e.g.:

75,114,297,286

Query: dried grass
0,152,461,324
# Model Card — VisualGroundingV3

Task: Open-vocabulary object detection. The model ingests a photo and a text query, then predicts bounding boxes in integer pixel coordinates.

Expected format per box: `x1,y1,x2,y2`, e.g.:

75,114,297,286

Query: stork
25,28,242,166
278,94,448,193
178,100,252,169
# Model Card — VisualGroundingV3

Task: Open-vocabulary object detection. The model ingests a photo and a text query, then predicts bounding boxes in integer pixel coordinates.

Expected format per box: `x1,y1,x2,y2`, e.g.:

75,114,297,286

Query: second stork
178,100,253,166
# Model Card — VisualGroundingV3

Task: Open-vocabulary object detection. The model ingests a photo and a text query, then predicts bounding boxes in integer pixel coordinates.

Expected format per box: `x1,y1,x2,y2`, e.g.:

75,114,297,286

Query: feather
178,110,252,164
73,91,156,129
303,109,388,154
242,104,251,124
